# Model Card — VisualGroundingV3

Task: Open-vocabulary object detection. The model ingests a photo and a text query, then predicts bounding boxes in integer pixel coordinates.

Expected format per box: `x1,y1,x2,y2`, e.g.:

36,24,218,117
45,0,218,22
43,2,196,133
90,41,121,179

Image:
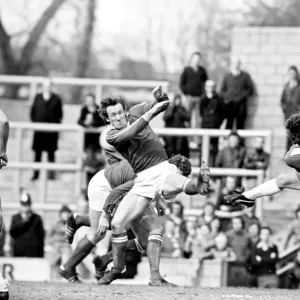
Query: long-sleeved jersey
106,101,168,173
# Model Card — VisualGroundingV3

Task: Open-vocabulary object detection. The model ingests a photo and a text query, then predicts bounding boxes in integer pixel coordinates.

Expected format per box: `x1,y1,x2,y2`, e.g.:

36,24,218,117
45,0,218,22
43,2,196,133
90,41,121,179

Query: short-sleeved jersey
284,144,300,172
106,101,168,173
104,160,135,189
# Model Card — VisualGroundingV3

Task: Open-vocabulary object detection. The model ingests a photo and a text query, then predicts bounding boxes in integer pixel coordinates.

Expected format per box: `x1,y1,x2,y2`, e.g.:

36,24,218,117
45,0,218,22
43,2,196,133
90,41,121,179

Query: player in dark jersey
0,108,10,300
225,113,300,207
98,87,210,286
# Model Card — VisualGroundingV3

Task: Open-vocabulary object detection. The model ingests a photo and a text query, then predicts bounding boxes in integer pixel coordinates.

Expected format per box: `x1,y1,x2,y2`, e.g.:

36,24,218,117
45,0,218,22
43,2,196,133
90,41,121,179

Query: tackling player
97,87,209,286
225,114,300,207
0,108,9,300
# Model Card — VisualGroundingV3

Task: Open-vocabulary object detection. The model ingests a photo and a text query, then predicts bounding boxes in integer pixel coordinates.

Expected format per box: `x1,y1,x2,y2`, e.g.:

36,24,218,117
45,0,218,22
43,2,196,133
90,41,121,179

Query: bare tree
70,0,96,104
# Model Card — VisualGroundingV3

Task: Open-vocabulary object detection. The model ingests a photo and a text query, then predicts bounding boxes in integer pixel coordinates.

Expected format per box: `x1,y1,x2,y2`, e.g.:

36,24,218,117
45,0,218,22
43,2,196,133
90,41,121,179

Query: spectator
10,192,45,257
249,226,279,288
198,202,216,226
220,57,254,130
164,201,188,242
226,217,252,287
243,206,261,231
210,217,222,238
282,206,300,250
179,52,208,129
243,137,270,171
183,217,197,258
30,78,63,181
161,220,183,258
78,93,106,150
163,94,190,158
247,222,261,250
0,224,5,256
208,233,236,261
200,80,225,165
185,224,214,259
286,250,300,289
215,132,246,168
280,66,300,151
49,205,73,278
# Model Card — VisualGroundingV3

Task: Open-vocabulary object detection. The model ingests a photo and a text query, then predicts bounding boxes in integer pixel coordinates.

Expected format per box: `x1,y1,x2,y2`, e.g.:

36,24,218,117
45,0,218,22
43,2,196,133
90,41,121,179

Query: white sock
243,178,281,200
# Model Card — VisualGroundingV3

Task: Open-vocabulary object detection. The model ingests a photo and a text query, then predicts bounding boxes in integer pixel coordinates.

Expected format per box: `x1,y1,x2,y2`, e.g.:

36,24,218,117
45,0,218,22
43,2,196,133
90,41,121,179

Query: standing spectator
226,217,252,287
208,233,236,261
243,206,261,231
10,193,45,257
30,78,63,180
163,94,190,158
210,218,222,238
280,66,300,151
282,206,300,250
249,226,279,288
244,137,270,171
220,57,254,130
200,80,225,165
179,52,208,129
198,202,216,226
78,93,106,150
215,132,246,168
49,205,73,278
247,222,261,250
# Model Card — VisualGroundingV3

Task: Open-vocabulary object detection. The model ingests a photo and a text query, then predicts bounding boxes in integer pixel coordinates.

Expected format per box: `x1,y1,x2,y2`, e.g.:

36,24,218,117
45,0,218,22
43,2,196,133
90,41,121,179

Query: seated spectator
208,233,236,262
10,192,45,258
198,202,216,226
163,94,190,158
243,137,270,171
200,80,225,166
226,217,252,287
210,217,222,238
249,226,279,288
215,132,246,168
78,93,106,150
216,176,243,212
49,205,73,279
282,205,300,250
162,220,183,258
185,224,214,259
162,201,188,242
243,206,261,230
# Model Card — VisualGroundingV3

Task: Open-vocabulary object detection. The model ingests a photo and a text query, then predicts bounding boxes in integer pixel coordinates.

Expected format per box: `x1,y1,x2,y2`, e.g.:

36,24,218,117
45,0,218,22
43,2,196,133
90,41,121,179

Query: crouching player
225,114,300,207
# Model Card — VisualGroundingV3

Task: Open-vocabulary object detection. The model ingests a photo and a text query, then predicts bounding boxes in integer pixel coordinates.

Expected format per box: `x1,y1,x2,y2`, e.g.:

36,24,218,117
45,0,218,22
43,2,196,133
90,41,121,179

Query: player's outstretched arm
0,109,9,169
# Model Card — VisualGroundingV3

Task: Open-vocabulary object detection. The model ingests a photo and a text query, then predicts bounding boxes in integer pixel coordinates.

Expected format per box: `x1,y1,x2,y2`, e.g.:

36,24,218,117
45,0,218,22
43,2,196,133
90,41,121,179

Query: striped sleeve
106,117,149,147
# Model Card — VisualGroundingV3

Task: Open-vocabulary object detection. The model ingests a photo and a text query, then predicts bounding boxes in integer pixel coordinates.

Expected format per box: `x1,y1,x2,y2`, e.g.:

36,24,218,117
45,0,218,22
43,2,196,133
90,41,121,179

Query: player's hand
0,152,8,169
156,198,167,216
150,101,170,115
152,86,169,102
97,215,109,236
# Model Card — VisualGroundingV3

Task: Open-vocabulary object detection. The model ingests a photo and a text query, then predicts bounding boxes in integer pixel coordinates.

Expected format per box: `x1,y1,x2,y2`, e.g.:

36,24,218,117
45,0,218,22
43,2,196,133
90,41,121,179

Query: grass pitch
11,281,300,300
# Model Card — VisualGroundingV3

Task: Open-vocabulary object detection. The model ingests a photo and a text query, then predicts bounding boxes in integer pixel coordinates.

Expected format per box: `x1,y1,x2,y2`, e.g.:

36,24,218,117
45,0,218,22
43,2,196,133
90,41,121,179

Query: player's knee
111,220,125,234
149,224,164,236
276,173,291,188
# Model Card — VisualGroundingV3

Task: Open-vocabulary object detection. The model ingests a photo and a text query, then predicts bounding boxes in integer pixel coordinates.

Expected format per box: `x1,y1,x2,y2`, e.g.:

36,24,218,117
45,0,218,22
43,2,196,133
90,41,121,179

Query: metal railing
1,123,271,220
0,75,169,104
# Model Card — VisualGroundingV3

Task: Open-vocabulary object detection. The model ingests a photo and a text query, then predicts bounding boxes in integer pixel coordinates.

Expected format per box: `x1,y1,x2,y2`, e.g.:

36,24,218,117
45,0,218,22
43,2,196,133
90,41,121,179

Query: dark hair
232,216,245,228
59,205,72,214
171,200,184,217
189,52,202,65
98,97,127,120
288,65,300,82
286,114,300,144
248,222,261,232
85,93,95,100
261,226,272,235
168,154,192,176
228,131,241,140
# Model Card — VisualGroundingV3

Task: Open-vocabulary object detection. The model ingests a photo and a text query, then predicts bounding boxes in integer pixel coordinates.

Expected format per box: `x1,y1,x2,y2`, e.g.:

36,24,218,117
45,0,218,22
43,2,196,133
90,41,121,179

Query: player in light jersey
225,114,300,207
0,108,10,300
97,87,210,286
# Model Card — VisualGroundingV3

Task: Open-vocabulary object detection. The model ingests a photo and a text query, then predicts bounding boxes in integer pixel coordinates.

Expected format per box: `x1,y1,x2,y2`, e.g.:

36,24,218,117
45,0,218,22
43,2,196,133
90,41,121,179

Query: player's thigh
276,171,300,190
112,193,149,228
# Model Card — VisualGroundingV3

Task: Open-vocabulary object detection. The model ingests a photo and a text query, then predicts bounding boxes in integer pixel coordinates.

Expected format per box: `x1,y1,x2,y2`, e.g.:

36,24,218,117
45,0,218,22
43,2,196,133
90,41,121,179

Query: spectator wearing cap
9,192,45,257
282,206,300,250
249,226,279,288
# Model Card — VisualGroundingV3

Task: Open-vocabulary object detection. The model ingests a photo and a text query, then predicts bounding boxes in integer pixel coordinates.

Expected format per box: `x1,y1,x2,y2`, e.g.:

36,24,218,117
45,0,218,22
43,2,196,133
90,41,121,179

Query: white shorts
87,170,112,211
130,161,177,199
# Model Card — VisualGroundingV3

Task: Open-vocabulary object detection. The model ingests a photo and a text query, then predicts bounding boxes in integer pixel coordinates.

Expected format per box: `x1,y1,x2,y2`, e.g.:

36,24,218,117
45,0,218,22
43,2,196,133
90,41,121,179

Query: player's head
168,154,192,177
99,97,128,130
286,114,300,144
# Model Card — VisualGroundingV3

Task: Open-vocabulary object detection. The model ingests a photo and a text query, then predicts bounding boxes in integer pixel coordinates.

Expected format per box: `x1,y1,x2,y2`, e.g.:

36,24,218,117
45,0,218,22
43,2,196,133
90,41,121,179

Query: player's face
106,103,127,130
260,229,270,243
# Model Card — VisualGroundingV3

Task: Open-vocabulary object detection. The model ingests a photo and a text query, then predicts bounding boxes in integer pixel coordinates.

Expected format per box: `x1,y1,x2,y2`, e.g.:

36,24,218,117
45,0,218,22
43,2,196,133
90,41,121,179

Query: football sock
243,178,281,200
147,234,163,281
63,235,95,270
111,233,128,273
75,214,90,227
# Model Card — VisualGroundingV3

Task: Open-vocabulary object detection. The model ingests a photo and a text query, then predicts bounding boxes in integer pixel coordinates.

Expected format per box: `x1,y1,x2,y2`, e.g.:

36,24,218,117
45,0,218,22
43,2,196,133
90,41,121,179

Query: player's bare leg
225,171,300,207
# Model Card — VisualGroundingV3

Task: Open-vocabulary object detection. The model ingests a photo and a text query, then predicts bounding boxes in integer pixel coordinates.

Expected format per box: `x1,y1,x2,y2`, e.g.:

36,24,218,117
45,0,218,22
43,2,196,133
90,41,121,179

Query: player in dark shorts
0,108,10,300
97,87,209,286
225,113,300,207
60,155,210,284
